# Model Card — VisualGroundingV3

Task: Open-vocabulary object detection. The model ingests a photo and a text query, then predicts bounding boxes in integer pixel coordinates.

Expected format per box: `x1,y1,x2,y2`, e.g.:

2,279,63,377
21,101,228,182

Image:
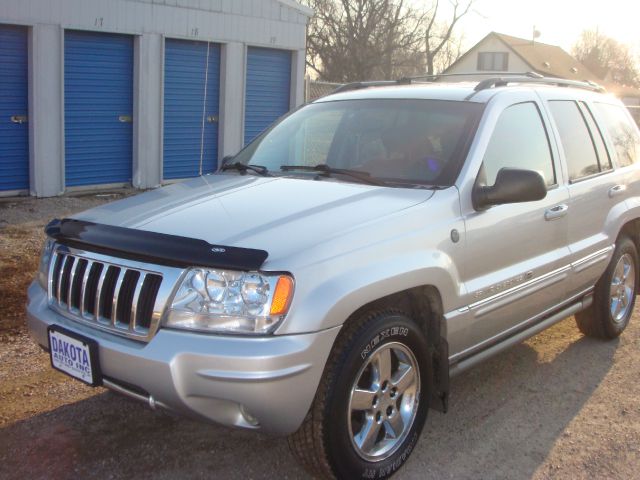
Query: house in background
444,31,640,125
444,31,602,82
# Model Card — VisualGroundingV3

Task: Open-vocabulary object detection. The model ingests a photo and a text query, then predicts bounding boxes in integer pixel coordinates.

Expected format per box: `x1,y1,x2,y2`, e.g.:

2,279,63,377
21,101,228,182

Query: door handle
608,184,626,198
206,115,219,123
544,204,568,221
10,115,28,124
118,115,133,123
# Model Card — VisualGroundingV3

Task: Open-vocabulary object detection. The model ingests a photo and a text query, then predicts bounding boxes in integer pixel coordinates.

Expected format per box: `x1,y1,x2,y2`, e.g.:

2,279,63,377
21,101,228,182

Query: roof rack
329,72,606,95
331,79,412,94
474,76,605,93
399,71,543,82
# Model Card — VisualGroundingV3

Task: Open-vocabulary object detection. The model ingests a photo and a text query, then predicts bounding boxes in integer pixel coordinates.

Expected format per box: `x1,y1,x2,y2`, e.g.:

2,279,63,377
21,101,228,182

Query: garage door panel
0,25,29,191
64,30,133,187
244,47,291,145
163,39,220,180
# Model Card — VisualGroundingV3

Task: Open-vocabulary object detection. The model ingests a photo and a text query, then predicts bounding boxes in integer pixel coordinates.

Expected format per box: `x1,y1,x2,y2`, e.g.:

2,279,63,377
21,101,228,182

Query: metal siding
64,30,133,186
163,39,220,179
244,47,291,145
0,25,29,191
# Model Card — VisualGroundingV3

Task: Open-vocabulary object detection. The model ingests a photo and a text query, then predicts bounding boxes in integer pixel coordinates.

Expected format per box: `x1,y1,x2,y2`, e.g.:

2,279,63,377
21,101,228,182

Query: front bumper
27,281,340,435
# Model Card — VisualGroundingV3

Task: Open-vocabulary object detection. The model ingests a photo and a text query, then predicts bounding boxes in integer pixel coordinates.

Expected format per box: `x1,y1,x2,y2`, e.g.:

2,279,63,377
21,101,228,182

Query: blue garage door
244,47,292,145
0,25,29,191
163,39,220,179
65,31,133,187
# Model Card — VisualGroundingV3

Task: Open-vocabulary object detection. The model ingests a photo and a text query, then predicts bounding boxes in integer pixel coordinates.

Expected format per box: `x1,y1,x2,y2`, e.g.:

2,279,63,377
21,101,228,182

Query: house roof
444,31,601,82
493,32,602,82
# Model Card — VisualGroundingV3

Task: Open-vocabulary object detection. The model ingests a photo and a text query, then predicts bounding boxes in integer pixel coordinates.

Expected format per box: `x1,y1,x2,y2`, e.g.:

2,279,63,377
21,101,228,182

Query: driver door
451,97,571,359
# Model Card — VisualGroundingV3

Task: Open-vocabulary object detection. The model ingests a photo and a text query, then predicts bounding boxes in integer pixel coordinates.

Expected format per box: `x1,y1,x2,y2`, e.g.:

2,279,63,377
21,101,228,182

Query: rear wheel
288,309,430,479
576,236,638,339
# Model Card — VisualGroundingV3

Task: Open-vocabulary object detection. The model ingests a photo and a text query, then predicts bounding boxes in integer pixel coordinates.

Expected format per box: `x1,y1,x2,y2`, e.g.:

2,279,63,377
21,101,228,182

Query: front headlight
37,238,55,290
164,268,294,335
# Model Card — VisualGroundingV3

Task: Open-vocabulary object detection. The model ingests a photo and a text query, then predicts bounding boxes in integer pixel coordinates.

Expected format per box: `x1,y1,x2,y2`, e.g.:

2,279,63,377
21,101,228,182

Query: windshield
231,99,483,186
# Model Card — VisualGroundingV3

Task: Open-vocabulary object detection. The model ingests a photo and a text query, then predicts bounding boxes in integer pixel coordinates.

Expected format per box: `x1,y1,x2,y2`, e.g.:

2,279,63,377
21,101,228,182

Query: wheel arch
343,285,450,413
618,218,640,292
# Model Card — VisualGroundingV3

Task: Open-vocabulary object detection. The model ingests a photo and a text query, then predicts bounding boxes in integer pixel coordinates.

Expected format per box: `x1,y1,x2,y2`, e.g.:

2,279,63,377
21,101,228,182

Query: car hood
74,174,434,266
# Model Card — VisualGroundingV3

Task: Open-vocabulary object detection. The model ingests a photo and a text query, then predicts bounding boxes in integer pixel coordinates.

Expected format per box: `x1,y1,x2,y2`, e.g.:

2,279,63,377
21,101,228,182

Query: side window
548,101,600,181
482,102,555,187
594,103,640,167
579,102,612,171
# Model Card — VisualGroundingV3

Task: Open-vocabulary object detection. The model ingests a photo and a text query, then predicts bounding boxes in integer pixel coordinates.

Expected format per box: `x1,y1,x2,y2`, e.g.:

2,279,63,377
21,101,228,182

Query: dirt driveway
1,193,639,479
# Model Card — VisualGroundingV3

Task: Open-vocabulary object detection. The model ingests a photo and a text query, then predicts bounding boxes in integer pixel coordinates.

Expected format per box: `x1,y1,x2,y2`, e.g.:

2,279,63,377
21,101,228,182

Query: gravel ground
1,193,639,479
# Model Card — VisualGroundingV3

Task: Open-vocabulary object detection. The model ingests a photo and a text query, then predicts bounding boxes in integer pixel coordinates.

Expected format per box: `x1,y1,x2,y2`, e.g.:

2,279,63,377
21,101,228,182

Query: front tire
576,236,638,339
288,309,430,479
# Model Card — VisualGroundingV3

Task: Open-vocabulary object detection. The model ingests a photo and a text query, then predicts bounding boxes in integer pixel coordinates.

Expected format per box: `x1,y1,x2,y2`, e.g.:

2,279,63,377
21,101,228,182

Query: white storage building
0,0,311,196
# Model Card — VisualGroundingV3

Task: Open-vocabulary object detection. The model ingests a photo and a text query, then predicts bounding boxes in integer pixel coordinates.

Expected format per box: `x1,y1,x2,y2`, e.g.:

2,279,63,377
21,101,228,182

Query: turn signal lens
270,275,294,316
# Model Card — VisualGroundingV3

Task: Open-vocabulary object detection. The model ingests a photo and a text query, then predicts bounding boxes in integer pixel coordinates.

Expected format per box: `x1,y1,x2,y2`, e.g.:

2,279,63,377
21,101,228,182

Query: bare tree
304,0,425,82
573,29,640,87
303,0,471,82
422,0,473,75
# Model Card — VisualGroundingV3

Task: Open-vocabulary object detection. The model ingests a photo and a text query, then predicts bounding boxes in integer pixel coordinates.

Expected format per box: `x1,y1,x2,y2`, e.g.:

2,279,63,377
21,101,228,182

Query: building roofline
277,0,314,17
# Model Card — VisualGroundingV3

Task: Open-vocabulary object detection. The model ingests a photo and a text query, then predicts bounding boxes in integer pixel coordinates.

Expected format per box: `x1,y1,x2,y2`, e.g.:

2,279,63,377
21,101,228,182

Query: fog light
240,404,260,427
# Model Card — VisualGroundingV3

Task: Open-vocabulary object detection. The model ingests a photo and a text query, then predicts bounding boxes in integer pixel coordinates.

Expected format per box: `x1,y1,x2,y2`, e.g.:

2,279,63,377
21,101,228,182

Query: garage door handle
207,115,219,123
608,184,626,198
10,115,28,124
544,204,568,221
118,115,133,123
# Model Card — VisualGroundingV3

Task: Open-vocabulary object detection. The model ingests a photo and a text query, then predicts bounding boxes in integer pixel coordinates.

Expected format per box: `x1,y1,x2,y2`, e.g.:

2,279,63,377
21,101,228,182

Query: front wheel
576,236,638,339
288,309,430,479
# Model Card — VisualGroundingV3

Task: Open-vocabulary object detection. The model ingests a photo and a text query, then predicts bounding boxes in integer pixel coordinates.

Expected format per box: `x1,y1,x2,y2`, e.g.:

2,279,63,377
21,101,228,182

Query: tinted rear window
594,103,640,167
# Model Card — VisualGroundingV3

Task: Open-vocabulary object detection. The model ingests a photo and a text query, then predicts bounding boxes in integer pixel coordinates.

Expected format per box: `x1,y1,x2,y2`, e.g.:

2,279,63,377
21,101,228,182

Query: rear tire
576,236,638,339
288,308,430,479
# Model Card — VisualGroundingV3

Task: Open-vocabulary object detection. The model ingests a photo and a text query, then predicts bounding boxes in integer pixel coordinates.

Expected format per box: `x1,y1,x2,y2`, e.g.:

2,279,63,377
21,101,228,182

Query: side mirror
473,168,547,210
221,155,234,166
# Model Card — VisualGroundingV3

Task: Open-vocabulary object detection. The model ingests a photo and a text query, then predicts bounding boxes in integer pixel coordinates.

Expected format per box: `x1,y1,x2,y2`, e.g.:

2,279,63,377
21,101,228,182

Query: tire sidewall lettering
360,326,409,360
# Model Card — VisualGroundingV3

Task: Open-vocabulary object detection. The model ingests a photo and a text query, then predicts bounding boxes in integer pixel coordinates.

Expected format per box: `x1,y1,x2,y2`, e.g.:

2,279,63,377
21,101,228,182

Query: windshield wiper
221,162,271,176
280,164,387,186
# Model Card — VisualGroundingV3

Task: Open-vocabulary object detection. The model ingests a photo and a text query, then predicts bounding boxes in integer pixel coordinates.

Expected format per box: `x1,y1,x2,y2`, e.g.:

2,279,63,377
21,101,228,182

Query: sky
430,0,640,54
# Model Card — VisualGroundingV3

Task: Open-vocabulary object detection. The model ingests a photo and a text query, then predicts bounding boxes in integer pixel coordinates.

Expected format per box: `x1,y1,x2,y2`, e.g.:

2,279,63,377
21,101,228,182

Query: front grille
49,249,164,340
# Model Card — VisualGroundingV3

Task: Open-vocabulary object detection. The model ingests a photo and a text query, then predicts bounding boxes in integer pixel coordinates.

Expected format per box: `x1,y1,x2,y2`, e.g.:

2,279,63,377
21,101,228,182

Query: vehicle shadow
0,318,620,480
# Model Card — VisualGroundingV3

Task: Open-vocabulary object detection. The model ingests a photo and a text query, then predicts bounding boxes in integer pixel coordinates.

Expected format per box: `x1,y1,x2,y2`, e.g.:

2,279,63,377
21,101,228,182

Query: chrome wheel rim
610,253,635,323
348,342,420,462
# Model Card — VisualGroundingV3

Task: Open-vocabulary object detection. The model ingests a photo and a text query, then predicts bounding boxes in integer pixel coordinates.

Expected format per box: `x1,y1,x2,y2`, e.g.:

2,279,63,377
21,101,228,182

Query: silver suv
27,75,640,479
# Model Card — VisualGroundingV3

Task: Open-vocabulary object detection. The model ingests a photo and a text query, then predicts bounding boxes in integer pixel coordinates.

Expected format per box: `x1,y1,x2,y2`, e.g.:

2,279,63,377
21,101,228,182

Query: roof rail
474,76,606,93
331,79,411,94
330,72,544,95
399,71,543,82
329,72,606,96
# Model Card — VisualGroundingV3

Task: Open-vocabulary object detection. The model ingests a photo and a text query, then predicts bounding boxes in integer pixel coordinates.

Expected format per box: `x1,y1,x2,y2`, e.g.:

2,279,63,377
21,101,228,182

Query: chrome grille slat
79,260,94,317
129,273,147,333
56,254,69,306
94,264,109,321
48,251,60,299
66,257,79,312
47,245,175,343
111,269,125,327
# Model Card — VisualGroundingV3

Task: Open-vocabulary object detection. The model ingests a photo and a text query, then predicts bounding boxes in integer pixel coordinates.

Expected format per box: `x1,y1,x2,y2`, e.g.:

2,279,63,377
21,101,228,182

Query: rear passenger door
544,97,626,298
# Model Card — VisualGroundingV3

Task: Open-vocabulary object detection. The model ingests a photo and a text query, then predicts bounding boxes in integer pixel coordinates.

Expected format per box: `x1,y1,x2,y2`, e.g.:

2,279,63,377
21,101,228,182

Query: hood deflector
45,218,269,271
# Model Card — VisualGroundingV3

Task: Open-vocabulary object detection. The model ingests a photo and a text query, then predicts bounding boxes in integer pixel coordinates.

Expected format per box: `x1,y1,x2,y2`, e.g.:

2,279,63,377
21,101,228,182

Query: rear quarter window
594,103,640,167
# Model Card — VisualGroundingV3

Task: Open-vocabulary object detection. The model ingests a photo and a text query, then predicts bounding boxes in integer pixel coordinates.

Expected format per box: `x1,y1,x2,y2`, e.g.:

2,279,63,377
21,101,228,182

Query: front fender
276,248,463,334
